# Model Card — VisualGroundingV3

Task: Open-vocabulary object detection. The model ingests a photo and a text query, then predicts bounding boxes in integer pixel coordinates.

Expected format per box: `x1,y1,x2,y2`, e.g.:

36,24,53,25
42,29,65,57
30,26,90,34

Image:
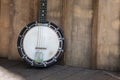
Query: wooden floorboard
88,71,112,80
41,67,84,80
64,70,99,80
0,59,120,80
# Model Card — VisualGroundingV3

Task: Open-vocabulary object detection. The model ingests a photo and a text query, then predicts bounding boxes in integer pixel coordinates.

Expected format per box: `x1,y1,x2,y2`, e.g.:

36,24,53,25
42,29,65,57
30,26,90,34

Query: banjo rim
17,21,65,67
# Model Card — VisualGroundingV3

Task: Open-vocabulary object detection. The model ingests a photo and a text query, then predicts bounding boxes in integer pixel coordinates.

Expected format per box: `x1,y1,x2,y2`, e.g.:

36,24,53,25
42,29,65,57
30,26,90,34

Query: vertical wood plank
97,0,120,70
71,0,93,68
63,0,93,68
0,0,10,58
8,0,39,59
47,0,63,27
62,0,74,65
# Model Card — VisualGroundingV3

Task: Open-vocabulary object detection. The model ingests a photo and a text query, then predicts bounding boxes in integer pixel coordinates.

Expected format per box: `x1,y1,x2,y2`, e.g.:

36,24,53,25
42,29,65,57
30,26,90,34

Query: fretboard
39,0,47,23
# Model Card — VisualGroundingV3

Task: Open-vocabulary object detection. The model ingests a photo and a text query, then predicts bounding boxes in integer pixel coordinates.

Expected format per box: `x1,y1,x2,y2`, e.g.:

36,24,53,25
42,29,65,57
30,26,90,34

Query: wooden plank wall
0,0,120,71
0,0,39,60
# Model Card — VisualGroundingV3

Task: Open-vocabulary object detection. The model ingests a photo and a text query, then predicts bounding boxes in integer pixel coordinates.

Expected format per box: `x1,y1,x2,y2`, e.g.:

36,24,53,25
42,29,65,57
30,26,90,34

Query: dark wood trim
91,0,99,69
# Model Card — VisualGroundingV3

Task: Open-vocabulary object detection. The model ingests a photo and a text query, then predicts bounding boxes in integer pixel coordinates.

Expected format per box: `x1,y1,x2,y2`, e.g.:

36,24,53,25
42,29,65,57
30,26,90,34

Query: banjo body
17,21,64,67
17,0,65,67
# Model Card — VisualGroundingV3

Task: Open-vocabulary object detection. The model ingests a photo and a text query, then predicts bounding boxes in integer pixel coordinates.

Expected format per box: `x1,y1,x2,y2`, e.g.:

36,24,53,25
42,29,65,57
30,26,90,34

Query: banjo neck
39,0,47,23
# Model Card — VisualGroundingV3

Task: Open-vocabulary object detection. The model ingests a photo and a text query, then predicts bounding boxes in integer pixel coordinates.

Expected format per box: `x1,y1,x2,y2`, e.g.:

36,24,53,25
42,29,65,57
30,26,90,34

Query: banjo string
37,25,39,48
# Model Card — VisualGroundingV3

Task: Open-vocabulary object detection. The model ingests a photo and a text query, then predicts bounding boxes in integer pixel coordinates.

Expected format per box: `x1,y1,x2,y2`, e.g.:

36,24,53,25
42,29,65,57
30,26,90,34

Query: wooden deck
0,59,120,80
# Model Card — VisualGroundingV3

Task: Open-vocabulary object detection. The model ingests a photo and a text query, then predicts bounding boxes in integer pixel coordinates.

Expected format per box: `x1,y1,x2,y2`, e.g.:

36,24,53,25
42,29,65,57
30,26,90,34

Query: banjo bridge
35,47,47,50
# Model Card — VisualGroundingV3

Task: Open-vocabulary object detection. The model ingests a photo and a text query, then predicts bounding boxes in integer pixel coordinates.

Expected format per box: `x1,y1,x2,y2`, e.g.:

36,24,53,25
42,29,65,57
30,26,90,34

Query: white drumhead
23,25,59,61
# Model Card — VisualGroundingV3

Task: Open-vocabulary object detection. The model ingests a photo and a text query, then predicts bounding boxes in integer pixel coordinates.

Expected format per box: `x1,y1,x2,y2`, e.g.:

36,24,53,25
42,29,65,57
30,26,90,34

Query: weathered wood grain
47,0,63,27
62,0,74,66
0,0,10,58
97,0,120,71
70,0,93,68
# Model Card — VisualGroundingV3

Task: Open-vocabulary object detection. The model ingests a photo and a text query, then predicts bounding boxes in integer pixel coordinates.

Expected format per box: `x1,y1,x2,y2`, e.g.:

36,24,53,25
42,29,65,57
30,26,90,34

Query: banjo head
17,21,64,67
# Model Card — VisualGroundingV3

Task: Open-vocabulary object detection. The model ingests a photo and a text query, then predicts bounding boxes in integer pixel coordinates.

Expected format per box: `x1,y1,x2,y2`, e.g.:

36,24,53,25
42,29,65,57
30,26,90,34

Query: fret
39,0,47,23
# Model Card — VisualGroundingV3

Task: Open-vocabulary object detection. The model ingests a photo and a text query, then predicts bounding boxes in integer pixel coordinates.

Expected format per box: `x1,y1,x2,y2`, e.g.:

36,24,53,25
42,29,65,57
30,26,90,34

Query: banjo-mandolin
17,0,65,67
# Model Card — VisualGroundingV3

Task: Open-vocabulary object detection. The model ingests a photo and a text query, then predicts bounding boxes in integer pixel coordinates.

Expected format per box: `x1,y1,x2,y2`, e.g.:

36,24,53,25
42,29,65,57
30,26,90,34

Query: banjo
17,0,65,67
